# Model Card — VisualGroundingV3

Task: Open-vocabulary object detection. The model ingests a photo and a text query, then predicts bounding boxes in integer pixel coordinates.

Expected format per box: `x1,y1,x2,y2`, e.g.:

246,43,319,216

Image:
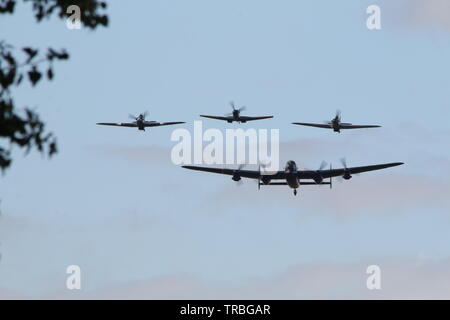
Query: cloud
18,256,450,299
179,121,450,217
83,122,450,220
194,171,450,220
0,212,184,298
306,173,450,214
384,0,450,32
2,123,448,299
89,122,450,174
90,144,173,166
0,288,30,300
407,0,450,31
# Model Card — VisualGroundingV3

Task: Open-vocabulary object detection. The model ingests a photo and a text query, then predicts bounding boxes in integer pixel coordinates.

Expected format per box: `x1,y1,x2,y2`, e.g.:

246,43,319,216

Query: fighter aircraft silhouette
292,110,381,133
97,112,185,131
200,102,273,123
182,159,403,196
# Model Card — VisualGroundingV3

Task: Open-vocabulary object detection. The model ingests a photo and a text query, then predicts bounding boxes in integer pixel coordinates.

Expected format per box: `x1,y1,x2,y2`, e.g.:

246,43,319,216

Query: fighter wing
182,166,286,180
298,162,404,179
340,124,381,129
96,122,137,127
145,121,185,127
200,115,232,121
239,116,274,121
292,122,332,129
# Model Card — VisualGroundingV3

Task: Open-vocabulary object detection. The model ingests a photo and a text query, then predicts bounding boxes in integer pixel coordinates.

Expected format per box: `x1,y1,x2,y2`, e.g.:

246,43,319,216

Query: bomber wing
182,166,286,180
298,162,404,179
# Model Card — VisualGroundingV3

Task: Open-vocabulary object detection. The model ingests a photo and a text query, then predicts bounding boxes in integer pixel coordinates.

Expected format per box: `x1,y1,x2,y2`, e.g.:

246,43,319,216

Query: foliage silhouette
0,0,108,172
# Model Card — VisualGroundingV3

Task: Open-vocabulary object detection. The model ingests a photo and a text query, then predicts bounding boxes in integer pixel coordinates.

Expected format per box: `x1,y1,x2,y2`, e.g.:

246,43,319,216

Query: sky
1,0,450,299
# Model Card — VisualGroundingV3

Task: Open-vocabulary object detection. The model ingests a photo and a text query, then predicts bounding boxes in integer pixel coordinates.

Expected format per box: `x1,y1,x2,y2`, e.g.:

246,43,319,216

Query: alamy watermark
367,5,381,30
170,121,280,171
366,265,382,290
66,5,81,30
66,265,82,290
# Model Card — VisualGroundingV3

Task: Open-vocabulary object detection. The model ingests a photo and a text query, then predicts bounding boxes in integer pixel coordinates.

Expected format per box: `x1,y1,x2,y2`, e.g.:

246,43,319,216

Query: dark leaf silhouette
27,67,42,86
0,0,109,174
22,47,38,63
16,73,23,85
47,67,53,80
0,0,15,14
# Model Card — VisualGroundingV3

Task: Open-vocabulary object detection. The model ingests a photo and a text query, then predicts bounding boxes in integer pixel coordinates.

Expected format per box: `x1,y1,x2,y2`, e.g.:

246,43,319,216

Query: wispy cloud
190,123,450,217
90,144,173,166
10,256,449,299
406,0,450,32
194,171,450,219
382,0,450,32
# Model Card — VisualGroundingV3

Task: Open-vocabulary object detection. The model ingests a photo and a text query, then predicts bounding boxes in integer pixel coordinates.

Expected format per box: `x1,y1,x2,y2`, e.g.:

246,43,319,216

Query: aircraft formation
97,102,403,196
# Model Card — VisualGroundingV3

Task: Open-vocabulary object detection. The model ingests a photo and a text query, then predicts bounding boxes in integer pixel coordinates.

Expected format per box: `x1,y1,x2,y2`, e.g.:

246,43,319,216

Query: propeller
340,157,352,180
313,160,328,184
129,111,148,121
232,164,246,185
323,110,341,124
318,160,328,171
257,162,270,190
226,101,246,115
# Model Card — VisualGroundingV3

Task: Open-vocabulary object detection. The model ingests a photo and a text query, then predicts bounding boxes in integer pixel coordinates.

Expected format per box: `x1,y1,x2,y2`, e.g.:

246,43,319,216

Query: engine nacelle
313,174,323,184
232,174,241,182
261,176,271,185
343,171,352,180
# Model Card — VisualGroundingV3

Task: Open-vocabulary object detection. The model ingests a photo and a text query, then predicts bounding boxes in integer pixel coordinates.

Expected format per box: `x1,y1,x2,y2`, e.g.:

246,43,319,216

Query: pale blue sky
1,0,450,298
